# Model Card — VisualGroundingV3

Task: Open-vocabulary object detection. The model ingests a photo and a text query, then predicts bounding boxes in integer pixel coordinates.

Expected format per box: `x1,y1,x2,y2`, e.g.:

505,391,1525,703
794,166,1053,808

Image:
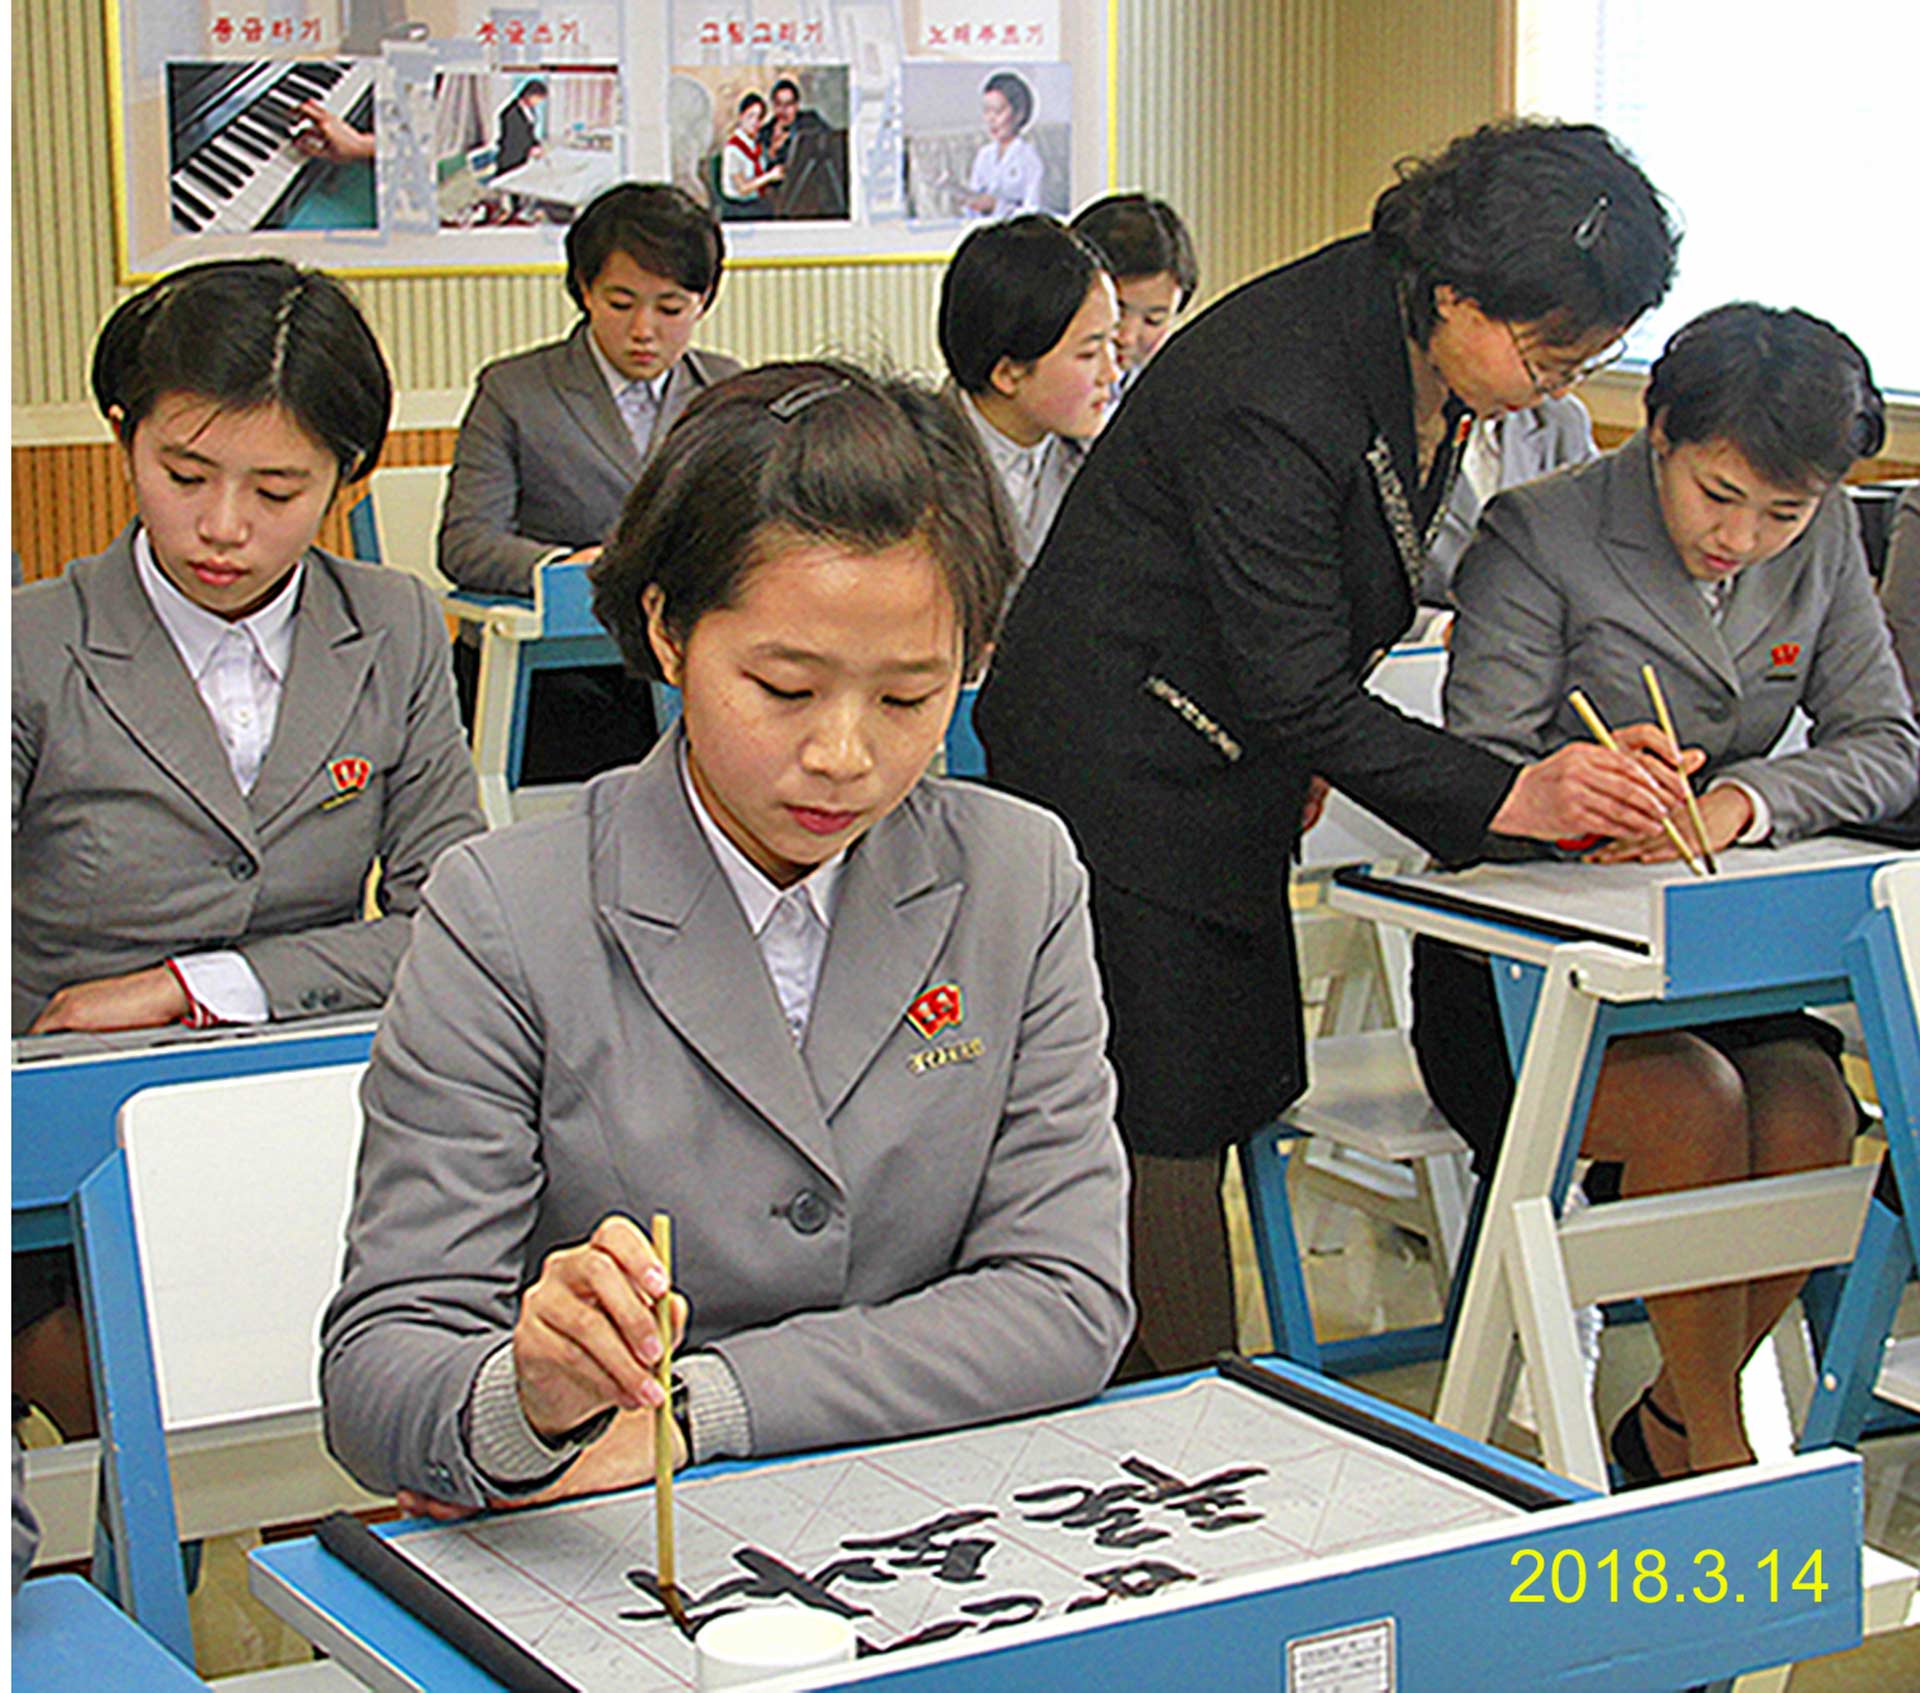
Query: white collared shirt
134,529,305,1024
679,744,847,1044
584,329,671,413
957,388,1076,567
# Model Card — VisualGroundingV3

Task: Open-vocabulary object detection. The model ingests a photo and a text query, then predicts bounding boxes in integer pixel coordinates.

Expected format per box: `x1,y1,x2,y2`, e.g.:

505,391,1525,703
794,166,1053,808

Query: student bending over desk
11,259,484,1432
437,182,742,782
321,362,1132,1512
1414,303,1920,1484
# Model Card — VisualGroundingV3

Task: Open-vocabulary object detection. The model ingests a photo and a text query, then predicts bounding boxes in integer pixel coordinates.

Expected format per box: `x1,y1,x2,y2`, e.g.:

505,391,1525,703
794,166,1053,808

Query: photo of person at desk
753,76,848,220
1414,302,1920,1485
12,258,485,1438
494,77,547,176
322,363,1131,1510
437,182,741,783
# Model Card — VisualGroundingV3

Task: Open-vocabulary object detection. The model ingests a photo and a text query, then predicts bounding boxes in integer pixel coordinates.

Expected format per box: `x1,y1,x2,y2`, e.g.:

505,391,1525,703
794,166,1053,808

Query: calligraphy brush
652,1211,691,1636
1640,663,1719,875
1565,689,1703,876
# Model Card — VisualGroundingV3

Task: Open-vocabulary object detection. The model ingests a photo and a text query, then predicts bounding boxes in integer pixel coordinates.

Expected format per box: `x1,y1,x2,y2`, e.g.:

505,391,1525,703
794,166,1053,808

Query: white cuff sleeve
1709,779,1773,845
170,951,270,1025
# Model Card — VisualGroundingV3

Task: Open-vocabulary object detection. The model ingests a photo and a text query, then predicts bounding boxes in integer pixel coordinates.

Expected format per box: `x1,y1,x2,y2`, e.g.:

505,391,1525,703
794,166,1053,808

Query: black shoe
1608,1388,1687,1491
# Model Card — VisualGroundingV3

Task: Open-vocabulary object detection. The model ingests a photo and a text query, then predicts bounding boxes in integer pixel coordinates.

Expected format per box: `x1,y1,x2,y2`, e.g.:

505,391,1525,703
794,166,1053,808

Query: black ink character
1064,1560,1196,1611
840,1509,1000,1584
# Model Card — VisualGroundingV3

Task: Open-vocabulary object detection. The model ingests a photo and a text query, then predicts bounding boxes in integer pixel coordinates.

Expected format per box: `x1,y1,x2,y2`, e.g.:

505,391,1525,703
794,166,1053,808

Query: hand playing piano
292,98,375,164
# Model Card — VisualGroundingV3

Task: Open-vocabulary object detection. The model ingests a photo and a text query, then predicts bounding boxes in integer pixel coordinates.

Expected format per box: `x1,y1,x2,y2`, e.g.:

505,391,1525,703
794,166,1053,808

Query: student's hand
28,966,191,1035
513,1216,687,1441
1490,738,1693,843
559,545,604,565
1299,775,1331,836
1588,783,1751,864
392,1407,684,1521
291,99,376,163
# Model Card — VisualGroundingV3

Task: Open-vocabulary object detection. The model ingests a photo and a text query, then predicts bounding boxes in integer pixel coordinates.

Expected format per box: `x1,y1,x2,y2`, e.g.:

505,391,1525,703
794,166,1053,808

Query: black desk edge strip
1331,865,1653,956
1215,1354,1574,1511
317,1511,586,1693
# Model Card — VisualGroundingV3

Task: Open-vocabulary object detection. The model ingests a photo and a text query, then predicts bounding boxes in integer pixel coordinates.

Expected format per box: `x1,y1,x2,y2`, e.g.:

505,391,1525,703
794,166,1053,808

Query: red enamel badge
906,984,964,1039
329,756,372,795
1770,642,1802,668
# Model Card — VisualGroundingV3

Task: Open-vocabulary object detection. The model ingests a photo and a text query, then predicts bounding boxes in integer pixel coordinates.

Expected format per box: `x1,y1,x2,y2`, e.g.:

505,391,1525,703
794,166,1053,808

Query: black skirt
1088,877,1305,1158
1410,935,1847,1175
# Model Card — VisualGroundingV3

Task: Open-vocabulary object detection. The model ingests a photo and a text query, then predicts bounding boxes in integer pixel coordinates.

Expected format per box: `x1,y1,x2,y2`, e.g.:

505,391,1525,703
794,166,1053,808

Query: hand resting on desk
1589,782,1751,864
27,964,190,1035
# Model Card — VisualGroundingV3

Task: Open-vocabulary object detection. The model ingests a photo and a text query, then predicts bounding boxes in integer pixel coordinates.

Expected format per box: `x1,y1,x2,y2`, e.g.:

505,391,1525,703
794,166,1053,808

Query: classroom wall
42,4,1908,576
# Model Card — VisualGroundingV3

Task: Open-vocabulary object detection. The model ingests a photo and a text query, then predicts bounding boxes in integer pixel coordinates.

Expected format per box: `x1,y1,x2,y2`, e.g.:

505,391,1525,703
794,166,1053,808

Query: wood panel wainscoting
14,423,1913,588
12,428,460,584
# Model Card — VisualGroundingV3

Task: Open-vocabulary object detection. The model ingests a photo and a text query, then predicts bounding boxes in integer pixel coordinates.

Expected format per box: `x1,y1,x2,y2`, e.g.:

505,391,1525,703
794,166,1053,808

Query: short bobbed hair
982,70,1034,130
1646,303,1886,492
565,182,725,310
591,361,1018,679
1372,119,1679,347
91,258,391,483
1070,192,1198,299
938,214,1108,394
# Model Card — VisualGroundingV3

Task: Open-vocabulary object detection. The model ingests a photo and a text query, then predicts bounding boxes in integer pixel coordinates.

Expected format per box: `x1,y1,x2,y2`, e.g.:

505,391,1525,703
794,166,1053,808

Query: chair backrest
118,1064,368,1431
365,465,454,595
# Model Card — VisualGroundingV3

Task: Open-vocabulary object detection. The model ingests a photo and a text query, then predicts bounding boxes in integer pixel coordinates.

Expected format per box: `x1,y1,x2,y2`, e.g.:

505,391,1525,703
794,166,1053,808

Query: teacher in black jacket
977,120,1688,1377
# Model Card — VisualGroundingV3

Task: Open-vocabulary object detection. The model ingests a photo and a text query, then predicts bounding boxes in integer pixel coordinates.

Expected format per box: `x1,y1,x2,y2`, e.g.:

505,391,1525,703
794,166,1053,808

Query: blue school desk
247,1361,1864,1692
446,559,622,827
1329,839,1906,1489
1800,859,1920,1448
12,1573,210,1691
11,1017,378,1665
12,1015,378,1253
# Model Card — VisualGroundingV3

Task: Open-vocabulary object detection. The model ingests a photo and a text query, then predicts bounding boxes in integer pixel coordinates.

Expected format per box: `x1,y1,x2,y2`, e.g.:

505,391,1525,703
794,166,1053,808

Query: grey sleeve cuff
677,1351,752,1464
462,1342,605,1493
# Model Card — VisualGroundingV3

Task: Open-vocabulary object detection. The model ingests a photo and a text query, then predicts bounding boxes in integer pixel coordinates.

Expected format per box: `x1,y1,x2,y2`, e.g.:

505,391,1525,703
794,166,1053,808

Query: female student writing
321,362,1132,1508
1069,193,1198,404
12,258,483,1436
938,214,1118,572
1417,303,1919,1482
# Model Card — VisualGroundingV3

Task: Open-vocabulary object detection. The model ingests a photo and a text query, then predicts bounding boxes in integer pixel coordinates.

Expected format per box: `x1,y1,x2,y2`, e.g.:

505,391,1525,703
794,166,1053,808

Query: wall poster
108,1,1113,278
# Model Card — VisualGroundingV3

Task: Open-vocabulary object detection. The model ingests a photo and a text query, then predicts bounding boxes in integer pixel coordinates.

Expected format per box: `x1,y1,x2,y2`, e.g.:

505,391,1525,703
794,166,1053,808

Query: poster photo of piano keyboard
166,61,379,236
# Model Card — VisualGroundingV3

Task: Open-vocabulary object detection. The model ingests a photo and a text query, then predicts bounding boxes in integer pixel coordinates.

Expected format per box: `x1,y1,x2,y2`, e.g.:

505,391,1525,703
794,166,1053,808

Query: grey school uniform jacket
1446,430,1920,841
437,324,743,596
320,732,1133,1504
11,529,485,1032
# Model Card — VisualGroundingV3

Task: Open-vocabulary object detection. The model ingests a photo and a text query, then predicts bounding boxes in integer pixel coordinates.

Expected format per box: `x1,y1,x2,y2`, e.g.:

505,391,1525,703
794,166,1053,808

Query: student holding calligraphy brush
1415,302,1918,1485
321,361,1132,1513
977,120,1690,1379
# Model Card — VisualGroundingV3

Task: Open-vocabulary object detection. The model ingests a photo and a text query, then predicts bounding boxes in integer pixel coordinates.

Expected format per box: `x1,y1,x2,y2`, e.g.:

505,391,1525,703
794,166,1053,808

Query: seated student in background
1414,303,1919,1485
438,182,741,782
1418,393,1597,610
1883,483,1920,707
937,215,1117,574
13,258,484,1434
1069,192,1198,405
322,361,1132,1509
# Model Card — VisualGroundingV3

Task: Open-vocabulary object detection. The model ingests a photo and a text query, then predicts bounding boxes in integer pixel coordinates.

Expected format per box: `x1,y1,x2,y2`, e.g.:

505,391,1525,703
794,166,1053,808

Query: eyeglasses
1504,321,1628,396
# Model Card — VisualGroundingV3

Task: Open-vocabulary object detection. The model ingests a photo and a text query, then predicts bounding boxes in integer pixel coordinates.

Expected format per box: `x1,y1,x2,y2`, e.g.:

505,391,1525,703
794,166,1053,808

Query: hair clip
1572,194,1611,252
767,377,852,421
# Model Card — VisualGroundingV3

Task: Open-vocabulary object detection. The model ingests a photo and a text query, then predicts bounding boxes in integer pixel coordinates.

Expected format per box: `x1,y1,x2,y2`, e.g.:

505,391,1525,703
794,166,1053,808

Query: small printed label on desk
1287,1616,1394,1692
